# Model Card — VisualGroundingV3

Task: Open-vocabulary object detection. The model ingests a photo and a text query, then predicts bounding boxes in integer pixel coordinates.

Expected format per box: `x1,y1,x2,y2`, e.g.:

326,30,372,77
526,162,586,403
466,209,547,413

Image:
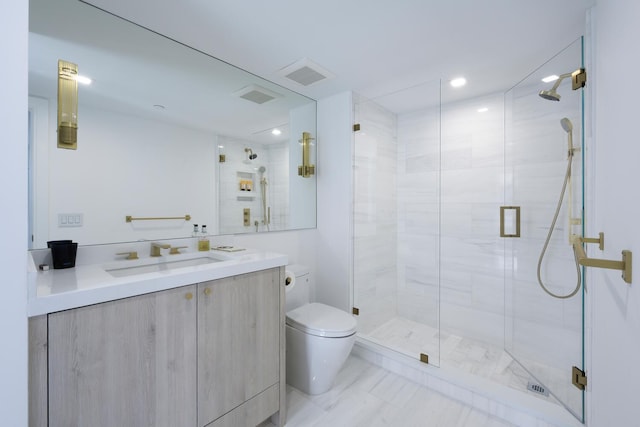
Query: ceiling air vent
234,84,282,105
278,58,335,87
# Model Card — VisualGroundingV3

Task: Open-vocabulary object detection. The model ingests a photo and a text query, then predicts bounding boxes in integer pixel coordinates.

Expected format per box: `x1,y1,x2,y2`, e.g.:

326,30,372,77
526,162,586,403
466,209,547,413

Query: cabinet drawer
206,384,280,427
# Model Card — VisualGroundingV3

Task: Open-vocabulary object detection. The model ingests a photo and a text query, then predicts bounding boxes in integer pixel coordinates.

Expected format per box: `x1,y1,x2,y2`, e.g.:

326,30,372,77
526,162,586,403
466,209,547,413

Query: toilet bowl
285,266,357,395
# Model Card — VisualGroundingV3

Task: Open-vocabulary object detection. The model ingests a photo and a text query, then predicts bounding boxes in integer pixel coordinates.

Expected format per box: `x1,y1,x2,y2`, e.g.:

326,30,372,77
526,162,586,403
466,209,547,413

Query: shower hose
536,151,582,299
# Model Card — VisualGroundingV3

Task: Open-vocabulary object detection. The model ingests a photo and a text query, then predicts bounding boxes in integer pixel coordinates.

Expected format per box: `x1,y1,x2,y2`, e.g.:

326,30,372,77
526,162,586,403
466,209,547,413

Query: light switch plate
58,213,83,227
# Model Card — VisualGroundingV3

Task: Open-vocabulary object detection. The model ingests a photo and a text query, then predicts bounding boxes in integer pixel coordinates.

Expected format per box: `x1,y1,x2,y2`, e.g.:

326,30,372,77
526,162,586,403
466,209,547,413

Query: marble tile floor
363,317,562,406
260,354,517,427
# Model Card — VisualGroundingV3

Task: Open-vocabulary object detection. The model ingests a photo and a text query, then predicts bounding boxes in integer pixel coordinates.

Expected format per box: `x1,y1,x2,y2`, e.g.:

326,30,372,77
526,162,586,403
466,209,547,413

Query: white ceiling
84,0,595,108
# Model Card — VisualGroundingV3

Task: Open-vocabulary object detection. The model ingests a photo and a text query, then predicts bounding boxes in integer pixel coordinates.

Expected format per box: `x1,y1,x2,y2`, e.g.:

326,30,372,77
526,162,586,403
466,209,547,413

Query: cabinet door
48,285,197,427
198,268,280,426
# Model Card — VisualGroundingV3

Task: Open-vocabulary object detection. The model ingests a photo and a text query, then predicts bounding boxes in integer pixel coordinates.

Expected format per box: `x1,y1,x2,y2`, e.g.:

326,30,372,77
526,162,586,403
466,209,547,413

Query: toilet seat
286,303,357,338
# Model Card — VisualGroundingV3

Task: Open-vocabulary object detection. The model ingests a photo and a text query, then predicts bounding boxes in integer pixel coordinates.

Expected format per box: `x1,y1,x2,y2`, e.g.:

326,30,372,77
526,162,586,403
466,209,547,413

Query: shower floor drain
527,381,549,396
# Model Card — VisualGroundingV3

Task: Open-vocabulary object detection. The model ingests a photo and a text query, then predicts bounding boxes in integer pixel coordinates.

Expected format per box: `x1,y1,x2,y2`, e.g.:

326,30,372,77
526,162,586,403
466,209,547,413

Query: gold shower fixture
57,59,79,150
298,131,315,178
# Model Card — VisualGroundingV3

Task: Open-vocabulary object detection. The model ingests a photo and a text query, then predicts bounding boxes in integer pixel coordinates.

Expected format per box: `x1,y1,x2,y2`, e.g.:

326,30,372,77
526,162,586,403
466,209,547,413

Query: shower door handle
500,206,521,238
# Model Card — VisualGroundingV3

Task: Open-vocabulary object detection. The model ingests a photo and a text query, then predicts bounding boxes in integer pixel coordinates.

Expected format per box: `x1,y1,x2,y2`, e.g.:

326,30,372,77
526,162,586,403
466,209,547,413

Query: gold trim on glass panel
572,366,587,391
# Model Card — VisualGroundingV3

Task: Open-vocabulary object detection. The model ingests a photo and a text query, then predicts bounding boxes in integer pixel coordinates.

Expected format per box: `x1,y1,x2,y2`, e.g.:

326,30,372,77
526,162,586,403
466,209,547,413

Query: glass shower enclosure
352,37,585,422
504,37,585,420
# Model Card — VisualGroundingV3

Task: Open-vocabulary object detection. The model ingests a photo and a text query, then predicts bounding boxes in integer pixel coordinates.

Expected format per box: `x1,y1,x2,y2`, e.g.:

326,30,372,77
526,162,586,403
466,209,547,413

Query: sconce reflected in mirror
57,59,78,150
298,131,315,178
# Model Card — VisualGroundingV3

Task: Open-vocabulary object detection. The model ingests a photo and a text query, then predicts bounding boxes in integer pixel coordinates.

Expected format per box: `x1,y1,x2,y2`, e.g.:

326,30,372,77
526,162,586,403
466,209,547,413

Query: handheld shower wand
536,117,582,299
560,117,573,155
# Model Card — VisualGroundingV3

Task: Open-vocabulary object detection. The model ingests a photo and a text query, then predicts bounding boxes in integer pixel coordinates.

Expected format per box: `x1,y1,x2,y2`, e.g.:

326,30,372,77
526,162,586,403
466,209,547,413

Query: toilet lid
286,303,357,338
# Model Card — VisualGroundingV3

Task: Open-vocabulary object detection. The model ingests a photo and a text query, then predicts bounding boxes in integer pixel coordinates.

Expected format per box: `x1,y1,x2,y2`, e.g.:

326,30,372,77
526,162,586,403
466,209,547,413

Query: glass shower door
504,37,585,421
352,82,442,367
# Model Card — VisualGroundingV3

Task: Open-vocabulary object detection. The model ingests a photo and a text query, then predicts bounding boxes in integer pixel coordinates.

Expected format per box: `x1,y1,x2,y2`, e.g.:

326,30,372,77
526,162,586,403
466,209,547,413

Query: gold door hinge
572,68,587,90
352,307,360,315
420,353,429,364
353,123,361,132
572,366,587,390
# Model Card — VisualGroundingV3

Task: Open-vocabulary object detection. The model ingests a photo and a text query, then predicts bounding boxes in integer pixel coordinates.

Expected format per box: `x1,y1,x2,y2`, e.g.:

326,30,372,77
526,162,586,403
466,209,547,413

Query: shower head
539,72,573,101
539,90,561,101
244,148,258,160
257,166,266,174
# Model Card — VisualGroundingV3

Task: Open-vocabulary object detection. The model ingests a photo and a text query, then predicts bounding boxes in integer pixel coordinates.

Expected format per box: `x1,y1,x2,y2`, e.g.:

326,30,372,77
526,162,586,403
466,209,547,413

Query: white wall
37,103,217,246
590,1,640,425
0,0,28,424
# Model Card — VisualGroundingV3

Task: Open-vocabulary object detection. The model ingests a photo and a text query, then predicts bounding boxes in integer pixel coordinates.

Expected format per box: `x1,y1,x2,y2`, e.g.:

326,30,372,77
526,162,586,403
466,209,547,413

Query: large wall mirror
28,0,317,249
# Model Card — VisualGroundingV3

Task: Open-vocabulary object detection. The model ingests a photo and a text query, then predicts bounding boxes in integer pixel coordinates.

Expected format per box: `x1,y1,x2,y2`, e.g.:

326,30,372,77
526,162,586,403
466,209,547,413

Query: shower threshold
354,317,582,427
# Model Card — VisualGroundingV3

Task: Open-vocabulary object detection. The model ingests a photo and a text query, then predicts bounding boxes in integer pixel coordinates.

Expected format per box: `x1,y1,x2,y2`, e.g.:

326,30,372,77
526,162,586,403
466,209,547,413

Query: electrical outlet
58,213,83,227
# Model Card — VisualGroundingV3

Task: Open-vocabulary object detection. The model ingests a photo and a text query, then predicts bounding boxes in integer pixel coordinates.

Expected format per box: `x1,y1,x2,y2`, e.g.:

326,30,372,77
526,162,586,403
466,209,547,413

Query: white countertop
27,248,287,316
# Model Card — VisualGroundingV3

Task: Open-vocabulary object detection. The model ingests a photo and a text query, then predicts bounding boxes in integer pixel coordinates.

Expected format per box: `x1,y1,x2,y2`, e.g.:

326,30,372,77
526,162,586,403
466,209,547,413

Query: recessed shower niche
236,172,256,199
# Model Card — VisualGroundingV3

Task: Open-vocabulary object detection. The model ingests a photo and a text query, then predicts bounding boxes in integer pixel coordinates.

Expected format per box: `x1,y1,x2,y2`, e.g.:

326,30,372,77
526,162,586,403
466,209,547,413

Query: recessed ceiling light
76,75,92,85
272,128,282,136
450,77,467,88
477,107,489,113
542,75,559,83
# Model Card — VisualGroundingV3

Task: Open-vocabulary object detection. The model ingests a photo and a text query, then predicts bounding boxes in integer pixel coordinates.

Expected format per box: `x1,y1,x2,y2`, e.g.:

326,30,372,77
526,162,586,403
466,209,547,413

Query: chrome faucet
150,242,171,257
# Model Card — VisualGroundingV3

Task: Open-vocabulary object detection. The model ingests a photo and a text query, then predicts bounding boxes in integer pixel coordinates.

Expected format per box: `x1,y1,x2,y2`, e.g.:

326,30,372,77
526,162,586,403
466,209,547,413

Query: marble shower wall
397,93,506,347
352,93,398,335
354,84,582,359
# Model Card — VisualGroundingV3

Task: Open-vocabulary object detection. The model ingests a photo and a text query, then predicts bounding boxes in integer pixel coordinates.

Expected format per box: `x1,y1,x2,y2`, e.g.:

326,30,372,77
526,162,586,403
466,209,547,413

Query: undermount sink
106,256,222,278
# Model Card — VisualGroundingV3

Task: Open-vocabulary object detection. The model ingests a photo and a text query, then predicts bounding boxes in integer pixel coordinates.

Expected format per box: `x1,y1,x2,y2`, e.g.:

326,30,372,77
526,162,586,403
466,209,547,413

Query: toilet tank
285,264,311,312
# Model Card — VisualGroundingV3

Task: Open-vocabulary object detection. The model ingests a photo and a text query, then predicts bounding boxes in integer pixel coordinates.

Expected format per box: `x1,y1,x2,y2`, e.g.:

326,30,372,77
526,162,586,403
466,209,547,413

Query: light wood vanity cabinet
197,271,281,427
48,284,198,427
30,267,285,427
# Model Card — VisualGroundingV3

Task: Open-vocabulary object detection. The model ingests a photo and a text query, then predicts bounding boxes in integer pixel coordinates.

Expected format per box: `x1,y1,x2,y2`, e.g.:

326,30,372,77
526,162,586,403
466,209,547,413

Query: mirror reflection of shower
243,147,257,164
536,117,581,299
257,165,270,230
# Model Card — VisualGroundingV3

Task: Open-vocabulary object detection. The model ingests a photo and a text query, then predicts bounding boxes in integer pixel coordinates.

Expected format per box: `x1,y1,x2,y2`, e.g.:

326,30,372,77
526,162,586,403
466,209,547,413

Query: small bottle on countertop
198,224,210,251
192,224,199,237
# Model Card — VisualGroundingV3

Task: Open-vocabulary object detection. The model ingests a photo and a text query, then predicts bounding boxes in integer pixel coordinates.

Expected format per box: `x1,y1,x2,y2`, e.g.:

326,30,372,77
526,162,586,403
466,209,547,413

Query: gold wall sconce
57,59,79,150
298,131,315,178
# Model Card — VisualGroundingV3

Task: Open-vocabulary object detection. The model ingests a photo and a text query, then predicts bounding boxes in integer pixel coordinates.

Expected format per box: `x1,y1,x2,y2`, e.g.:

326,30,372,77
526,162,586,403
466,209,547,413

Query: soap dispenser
198,224,210,251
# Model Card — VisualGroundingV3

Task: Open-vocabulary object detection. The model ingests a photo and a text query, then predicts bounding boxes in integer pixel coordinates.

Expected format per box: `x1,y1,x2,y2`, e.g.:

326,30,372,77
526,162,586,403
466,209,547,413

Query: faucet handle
116,251,139,260
170,246,188,255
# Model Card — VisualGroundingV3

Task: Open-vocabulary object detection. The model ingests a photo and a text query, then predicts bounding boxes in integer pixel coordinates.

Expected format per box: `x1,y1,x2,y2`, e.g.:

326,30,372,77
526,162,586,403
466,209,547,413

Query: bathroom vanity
27,246,287,427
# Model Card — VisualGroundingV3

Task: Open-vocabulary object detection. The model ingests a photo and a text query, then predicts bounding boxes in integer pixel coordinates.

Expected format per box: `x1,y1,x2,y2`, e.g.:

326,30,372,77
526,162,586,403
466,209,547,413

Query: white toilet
285,265,357,395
